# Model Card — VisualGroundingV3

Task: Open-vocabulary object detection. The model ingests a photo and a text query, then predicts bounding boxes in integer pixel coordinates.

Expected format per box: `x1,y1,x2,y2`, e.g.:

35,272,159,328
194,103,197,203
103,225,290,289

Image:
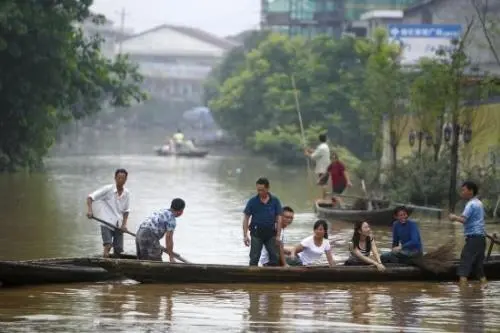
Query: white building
119,24,238,102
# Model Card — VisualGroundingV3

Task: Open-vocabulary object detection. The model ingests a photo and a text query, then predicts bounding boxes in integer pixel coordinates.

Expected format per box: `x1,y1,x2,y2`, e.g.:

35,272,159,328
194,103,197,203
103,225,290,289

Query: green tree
0,1,146,171
351,28,410,167
207,32,369,164
410,59,450,161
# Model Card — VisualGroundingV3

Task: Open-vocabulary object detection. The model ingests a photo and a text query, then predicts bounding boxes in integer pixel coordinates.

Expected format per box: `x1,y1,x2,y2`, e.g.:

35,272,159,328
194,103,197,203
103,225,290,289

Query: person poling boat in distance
381,206,423,265
136,198,186,262
243,177,283,266
448,181,487,286
86,168,130,258
259,206,295,267
318,152,352,208
304,133,331,199
344,220,385,271
287,220,336,267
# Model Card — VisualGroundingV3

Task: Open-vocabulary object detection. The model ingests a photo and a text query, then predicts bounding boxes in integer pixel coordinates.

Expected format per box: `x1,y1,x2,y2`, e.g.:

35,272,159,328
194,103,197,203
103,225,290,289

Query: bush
251,124,361,168
382,152,451,206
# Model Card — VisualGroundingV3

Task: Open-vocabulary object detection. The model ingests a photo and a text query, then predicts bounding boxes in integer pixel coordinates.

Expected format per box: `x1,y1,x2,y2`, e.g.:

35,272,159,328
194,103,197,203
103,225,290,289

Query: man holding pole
449,181,487,285
305,133,331,199
86,168,130,257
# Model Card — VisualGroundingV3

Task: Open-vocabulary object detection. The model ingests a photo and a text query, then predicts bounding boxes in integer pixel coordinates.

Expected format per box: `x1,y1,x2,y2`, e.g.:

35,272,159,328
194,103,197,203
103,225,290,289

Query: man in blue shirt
243,177,283,266
449,181,487,285
381,206,423,264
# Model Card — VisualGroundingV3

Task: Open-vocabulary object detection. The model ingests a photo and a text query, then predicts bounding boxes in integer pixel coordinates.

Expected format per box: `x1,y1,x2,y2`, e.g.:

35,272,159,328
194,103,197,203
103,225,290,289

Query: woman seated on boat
380,206,423,265
344,220,385,271
287,220,335,267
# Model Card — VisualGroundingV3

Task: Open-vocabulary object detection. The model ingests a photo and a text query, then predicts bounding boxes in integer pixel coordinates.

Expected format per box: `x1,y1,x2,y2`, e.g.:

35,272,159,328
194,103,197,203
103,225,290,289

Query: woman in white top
288,220,335,267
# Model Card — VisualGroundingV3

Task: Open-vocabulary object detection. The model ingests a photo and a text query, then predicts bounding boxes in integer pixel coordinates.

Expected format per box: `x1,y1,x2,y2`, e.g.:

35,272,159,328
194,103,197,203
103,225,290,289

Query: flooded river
0,154,499,332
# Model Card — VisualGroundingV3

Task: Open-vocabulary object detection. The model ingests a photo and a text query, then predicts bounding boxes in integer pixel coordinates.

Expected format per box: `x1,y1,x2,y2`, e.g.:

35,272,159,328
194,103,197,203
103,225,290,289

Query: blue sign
388,24,462,39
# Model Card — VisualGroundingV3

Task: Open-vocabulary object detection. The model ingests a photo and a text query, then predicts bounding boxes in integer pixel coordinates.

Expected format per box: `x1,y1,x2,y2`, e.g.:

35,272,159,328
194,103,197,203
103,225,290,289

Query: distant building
260,0,345,38
402,0,500,74
344,0,419,21
260,0,422,38
80,16,132,58
346,9,403,37
119,24,238,102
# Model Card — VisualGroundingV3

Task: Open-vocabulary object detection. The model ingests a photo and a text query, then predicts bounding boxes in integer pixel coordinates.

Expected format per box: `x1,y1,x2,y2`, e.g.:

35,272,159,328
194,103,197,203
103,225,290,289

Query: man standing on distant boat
172,128,184,152
243,178,283,266
86,169,130,258
449,181,487,285
260,206,295,267
305,133,331,199
326,152,352,207
136,198,186,262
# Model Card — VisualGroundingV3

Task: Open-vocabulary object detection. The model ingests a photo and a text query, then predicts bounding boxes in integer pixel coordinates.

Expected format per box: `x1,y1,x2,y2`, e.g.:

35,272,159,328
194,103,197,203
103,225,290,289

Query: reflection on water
0,283,498,332
0,154,499,332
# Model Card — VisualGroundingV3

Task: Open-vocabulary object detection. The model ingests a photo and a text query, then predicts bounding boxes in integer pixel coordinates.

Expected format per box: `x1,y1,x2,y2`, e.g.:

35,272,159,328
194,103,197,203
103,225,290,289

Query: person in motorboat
380,206,423,265
287,220,335,267
184,138,196,151
172,128,184,151
135,198,186,262
259,206,295,267
344,220,385,271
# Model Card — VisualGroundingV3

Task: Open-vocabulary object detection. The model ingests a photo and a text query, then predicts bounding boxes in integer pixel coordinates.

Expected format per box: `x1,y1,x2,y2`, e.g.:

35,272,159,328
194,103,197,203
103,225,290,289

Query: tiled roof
123,24,238,50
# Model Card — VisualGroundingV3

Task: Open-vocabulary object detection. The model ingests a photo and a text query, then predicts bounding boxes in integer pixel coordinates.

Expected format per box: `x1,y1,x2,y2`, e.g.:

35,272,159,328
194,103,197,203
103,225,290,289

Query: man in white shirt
305,134,331,198
86,169,130,257
259,206,295,266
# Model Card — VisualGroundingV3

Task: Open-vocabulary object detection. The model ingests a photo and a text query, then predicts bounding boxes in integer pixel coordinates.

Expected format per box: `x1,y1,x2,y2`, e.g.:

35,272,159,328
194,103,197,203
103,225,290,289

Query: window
422,8,432,24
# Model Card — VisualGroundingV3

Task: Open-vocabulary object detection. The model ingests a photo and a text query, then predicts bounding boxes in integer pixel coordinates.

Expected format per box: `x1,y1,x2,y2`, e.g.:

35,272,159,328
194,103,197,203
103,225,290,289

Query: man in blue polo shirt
242,177,283,266
449,181,487,285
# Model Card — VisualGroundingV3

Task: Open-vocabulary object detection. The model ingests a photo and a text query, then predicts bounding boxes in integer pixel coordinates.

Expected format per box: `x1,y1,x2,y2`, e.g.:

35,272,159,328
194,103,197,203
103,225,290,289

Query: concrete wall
403,0,500,74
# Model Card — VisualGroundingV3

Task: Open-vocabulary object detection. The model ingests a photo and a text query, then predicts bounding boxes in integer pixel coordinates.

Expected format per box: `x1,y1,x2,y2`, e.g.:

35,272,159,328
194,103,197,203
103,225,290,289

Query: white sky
91,0,261,37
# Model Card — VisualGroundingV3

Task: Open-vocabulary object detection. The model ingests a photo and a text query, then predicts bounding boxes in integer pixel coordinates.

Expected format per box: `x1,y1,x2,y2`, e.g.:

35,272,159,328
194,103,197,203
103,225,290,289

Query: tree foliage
206,32,377,165
0,1,146,171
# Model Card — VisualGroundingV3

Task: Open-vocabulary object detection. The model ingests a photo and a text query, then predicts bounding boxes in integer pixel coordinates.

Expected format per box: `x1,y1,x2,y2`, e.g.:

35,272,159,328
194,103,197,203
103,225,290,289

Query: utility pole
117,7,127,54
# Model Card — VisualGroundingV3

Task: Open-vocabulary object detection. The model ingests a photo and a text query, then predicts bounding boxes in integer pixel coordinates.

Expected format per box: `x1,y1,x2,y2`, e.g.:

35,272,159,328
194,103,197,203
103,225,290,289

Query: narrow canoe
0,253,136,288
314,200,413,226
90,256,500,284
154,146,209,158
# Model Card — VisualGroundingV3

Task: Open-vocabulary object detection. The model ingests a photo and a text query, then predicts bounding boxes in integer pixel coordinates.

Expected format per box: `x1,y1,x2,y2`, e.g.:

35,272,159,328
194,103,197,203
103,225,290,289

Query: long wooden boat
0,253,136,288
154,146,209,158
314,200,413,226
90,256,500,284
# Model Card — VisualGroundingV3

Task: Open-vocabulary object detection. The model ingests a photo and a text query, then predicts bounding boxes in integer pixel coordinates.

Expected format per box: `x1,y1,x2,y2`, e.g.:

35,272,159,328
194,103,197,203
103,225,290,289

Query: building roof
404,0,442,14
123,24,238,50
360,10,403,21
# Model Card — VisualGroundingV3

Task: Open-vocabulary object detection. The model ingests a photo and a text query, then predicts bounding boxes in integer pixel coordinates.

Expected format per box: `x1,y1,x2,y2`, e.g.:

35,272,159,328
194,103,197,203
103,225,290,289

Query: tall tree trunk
433,114,444,161
448,117,460,212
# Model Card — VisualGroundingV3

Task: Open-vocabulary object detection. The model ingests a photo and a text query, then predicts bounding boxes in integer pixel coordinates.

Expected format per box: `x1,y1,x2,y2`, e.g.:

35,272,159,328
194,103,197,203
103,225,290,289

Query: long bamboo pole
291,74,315,200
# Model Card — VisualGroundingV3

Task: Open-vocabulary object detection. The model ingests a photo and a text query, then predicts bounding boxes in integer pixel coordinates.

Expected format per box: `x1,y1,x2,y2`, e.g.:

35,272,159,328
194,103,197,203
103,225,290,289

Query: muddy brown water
0,154,498,332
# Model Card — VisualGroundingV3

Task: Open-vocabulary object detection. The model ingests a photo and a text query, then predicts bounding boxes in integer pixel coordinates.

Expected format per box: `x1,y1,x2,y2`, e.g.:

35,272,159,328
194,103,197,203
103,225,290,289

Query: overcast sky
91,0,260,37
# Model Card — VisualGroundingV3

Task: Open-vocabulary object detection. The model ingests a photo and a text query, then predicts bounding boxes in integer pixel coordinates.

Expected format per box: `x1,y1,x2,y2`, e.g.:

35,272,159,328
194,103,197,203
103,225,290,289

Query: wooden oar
91,216,191,264
410,239,456,273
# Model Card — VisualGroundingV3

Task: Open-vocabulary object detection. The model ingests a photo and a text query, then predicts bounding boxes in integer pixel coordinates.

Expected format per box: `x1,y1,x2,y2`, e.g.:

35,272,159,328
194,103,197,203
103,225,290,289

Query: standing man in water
449,181,487,285
86,169,130,257
305,133,331,199
243,177,283,266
